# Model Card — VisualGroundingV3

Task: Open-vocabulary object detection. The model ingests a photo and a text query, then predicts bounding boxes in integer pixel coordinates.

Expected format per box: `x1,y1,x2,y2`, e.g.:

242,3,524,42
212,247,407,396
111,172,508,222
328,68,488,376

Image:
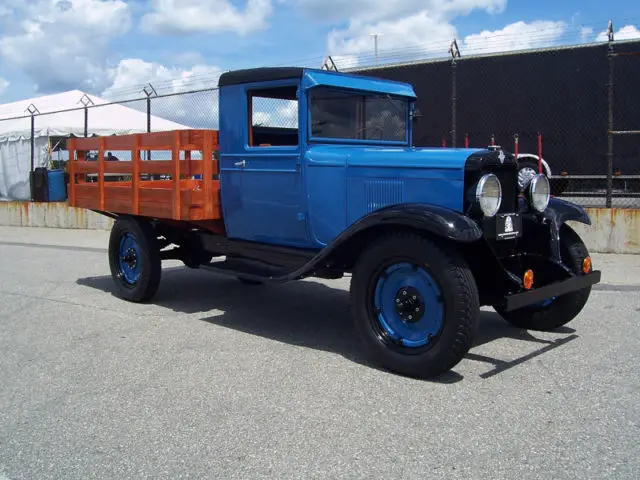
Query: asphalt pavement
0,226,638,480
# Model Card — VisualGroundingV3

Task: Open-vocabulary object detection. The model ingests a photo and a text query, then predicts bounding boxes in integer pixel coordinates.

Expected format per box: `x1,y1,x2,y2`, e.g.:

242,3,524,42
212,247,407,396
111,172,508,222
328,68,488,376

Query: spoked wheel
108,216,161,302
351,233,479,379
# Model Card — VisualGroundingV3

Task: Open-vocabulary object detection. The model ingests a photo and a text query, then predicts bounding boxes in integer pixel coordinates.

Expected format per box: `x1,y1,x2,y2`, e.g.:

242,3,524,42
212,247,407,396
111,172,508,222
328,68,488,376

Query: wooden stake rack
67,129,221,221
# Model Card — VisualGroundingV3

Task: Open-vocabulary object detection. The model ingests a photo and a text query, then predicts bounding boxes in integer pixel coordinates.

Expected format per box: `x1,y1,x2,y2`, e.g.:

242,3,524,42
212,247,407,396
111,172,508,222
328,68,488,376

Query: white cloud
141,0,273,36
595,24,640,42
293,0,505,26
102,59,222,99
321,0,506,68
462,20,568,54
328,11,456,56
0,0,131,94
101,58,223,128
580,26,594,42
0,77,9,96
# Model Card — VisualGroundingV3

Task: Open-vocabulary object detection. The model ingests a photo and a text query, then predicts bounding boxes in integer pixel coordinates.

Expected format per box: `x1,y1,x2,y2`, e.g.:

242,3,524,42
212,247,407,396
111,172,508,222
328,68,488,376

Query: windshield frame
306,86,411,147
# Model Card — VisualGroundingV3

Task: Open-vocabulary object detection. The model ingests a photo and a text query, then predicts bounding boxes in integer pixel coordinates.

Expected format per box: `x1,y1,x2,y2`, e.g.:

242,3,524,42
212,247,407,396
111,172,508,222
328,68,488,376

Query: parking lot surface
0,226,639,479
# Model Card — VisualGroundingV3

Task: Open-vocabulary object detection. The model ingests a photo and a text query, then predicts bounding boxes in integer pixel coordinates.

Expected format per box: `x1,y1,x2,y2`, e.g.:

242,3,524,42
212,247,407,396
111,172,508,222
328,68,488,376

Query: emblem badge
498,150,505,164
504,215,513,233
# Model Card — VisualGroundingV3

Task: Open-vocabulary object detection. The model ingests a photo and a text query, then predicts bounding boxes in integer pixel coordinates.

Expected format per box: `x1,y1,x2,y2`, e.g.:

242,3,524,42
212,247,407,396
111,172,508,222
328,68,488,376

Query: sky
0,0,638,107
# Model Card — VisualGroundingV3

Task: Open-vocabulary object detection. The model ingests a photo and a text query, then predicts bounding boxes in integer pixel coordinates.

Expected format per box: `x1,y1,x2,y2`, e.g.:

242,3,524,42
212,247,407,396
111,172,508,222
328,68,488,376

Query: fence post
78,94,94,138
606,38,615,208
449,38,460,148
143,84,157,162
25,104,40,201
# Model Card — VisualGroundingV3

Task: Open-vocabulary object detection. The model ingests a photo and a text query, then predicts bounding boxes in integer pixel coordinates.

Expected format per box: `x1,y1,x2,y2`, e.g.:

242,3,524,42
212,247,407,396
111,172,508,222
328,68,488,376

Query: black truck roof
218,67,305,87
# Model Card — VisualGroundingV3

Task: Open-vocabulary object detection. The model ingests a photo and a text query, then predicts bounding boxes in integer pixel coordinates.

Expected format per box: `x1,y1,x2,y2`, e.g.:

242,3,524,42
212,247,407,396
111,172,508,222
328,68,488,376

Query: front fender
543,197,591,226
295,203,483,277
340,203,484,244
539,197,590,263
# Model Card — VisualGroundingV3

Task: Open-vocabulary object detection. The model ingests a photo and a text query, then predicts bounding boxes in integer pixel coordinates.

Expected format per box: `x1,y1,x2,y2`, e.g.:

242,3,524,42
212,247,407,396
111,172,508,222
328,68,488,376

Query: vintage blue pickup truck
70,67,602,378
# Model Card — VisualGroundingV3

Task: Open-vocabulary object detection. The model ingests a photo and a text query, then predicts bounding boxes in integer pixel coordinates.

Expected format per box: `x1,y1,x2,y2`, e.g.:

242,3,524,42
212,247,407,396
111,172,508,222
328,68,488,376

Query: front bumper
499,270,601,312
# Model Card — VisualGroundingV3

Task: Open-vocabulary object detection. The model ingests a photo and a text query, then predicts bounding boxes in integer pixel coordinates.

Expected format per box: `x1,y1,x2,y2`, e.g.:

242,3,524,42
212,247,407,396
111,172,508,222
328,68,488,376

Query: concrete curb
0,201,638,254
0,201,113,230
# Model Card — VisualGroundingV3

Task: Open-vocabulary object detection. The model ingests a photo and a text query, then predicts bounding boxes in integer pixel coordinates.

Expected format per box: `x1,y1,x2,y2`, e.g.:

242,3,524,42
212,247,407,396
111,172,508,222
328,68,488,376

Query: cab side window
248,85,299,147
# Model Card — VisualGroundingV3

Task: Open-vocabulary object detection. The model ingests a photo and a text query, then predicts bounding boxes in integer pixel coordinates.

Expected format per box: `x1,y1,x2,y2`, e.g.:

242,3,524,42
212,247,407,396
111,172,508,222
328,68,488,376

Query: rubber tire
494,224,592,331
108,216,162,303
350,232,480,379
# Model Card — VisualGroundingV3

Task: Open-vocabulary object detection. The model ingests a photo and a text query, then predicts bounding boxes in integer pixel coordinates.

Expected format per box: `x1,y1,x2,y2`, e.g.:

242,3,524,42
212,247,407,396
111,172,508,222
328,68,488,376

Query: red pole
514,134,519,158
537,132,543,173
464,133,469,148
490,134,495,146
442,136,447,148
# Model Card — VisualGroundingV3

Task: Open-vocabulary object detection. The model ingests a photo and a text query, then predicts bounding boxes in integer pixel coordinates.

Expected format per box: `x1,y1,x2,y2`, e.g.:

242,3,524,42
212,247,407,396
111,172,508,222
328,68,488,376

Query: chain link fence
1,39,638,207
351,39,640,208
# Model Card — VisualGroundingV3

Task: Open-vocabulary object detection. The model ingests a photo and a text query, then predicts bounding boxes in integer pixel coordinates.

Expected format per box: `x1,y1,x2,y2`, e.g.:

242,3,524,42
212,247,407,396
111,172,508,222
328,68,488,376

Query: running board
200,257,296,282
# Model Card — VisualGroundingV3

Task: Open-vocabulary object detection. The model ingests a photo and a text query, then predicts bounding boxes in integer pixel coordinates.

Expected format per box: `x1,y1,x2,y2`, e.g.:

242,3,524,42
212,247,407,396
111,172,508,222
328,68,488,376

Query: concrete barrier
567,208,640,255
0,201,113,230
0,201,638,254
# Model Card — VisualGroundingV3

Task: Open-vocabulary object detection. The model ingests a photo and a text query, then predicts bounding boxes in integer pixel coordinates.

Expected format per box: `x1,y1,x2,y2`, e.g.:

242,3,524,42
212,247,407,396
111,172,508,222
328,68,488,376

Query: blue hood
306,144,485,171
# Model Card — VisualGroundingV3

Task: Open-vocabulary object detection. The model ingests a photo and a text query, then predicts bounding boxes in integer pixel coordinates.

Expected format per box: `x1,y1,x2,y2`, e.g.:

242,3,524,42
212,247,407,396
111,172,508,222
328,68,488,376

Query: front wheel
494,224,593,331
108,216,162,302
350,232,479,379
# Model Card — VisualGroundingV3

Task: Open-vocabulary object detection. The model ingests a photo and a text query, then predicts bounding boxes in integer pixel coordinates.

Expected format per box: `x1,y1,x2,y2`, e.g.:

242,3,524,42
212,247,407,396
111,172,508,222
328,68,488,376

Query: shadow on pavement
78,266,578,382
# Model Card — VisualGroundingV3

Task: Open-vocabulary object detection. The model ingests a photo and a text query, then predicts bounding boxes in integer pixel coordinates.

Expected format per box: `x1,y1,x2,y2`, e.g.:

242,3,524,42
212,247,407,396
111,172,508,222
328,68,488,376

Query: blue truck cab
217,67,479,248
106,67,601,379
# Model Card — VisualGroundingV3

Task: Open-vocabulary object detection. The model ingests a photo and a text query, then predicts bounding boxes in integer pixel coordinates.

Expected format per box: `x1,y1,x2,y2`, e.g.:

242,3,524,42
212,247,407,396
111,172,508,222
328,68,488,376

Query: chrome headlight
527,174,550,212
475,173,502,217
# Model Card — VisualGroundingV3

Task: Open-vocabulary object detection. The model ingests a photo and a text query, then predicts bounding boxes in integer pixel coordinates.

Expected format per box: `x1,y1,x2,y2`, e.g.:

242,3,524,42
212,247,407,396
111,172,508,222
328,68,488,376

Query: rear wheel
350,232,479,378
108,216,161,302
494,224,593,331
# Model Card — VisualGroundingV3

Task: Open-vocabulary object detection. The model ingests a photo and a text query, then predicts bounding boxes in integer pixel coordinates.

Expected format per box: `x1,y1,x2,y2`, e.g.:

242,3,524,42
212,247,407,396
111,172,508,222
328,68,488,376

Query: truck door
219,82,309,247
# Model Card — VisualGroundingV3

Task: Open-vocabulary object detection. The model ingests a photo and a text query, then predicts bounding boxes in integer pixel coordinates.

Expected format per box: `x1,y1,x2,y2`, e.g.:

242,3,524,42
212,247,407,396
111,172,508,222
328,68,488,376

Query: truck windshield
309,87,408,143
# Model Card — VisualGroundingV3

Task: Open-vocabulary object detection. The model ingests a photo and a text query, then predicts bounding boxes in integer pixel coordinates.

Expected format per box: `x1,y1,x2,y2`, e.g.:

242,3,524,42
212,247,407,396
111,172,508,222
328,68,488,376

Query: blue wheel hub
118,233,141,285
374,262,444,348
532,296,556,309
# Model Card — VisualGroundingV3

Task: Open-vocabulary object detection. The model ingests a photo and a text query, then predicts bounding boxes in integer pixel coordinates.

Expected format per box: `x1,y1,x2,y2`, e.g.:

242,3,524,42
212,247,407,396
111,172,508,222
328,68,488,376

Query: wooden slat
138,161,176,175
69,129,222,220
74,137,101,150
68,138,76,206
203,130,214,219
74,161,98,174
172,131,181,220
133,134,140,214
98,137,105,211
103,162,133,174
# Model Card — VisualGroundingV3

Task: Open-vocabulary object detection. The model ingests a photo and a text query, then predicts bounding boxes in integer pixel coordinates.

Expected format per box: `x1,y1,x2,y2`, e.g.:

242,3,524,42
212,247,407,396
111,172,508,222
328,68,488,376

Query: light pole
370,33,383,64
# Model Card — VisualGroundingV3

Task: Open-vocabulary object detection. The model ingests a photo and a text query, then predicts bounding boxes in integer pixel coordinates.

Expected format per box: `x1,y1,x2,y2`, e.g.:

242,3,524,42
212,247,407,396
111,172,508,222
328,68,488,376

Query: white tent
0,89,190,200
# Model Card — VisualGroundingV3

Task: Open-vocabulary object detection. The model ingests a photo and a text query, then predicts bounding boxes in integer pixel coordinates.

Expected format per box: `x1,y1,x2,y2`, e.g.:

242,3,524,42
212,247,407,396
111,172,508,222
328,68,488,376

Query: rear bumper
500,270,602,312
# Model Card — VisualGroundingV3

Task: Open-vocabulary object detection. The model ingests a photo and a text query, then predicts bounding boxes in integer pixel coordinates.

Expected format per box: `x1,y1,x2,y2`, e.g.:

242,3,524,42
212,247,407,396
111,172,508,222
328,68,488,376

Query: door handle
234,160,246,168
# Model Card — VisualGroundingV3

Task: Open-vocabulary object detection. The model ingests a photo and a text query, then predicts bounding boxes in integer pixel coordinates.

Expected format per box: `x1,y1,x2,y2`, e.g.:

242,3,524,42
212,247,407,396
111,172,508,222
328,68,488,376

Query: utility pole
370,33,383,64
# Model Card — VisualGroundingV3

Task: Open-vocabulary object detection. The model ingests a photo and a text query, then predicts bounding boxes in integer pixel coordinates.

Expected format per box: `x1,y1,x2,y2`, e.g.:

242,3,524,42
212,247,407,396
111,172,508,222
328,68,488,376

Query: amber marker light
523,270,534,290
582,256,592,274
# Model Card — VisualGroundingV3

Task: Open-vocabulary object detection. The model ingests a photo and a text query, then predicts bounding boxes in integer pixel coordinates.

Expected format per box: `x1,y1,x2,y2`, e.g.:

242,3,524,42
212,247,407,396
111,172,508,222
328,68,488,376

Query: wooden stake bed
67,129,221,221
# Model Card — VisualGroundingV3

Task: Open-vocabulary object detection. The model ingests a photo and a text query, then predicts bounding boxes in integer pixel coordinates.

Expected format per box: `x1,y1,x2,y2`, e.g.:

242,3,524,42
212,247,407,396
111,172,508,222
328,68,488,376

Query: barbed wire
1,17,638,114
92,17,638,101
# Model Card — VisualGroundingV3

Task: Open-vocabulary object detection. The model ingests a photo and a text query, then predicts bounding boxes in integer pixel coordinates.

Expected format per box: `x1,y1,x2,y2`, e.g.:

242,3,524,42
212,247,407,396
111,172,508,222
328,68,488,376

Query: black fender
538,197,591,263
542,197,591,227
299,203,482,275
336,203,484,244
197,203,483,283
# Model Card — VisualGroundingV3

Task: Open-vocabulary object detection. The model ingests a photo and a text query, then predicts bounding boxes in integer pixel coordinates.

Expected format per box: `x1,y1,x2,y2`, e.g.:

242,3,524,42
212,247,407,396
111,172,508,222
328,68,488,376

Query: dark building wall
354,40,640,176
